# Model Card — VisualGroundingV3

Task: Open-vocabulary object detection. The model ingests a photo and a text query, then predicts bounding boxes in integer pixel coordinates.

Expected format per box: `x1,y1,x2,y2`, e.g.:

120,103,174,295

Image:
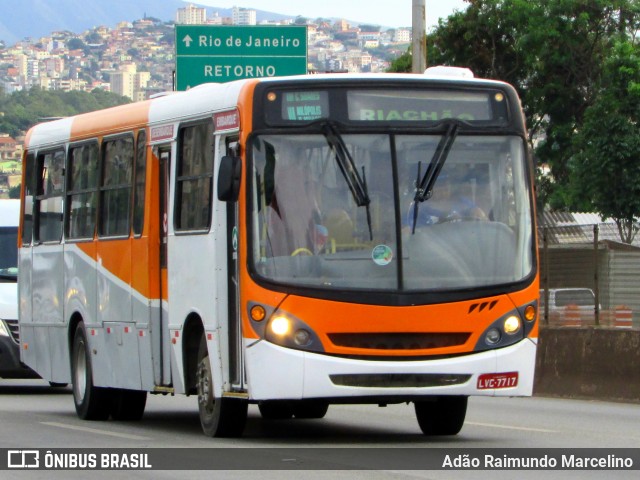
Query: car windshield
555,290,595,307
249,132,533,293
0,226,18,281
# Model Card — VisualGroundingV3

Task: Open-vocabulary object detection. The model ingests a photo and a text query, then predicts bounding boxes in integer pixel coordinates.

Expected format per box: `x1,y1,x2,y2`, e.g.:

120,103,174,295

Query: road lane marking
467,421,557,433
42,421,150,440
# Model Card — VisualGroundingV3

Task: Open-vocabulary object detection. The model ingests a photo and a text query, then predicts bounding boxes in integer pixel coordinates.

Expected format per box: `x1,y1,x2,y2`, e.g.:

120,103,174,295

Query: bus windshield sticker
371,245,393,266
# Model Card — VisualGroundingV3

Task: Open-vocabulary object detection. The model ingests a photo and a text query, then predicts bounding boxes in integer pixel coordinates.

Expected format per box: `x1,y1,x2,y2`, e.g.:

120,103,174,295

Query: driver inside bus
406,171,487,227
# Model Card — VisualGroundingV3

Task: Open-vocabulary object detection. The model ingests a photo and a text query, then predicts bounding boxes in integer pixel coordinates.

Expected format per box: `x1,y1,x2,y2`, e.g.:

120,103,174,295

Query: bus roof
24,73,515,150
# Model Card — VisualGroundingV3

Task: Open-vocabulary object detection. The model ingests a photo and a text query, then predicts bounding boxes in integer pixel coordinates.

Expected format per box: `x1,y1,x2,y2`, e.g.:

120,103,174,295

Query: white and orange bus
18,69,538,437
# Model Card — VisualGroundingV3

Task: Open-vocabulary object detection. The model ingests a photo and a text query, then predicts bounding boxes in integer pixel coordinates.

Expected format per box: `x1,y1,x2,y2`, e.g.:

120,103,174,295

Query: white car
0,199,40,379
539,288,598,324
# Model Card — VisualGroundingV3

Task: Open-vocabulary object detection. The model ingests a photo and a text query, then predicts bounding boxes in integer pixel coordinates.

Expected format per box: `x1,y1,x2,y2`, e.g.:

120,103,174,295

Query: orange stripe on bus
70,101,151,140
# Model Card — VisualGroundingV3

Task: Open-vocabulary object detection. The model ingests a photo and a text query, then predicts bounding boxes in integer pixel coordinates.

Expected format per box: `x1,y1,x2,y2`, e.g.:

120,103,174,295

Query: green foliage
386,47,412,73
67,37,86,51
9,184,20,199
571,41,640,243
419,0,640,240
0,87,130,137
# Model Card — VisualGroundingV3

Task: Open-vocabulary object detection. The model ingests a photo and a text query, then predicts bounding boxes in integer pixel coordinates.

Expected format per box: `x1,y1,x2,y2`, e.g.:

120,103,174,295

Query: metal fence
538,223,639,329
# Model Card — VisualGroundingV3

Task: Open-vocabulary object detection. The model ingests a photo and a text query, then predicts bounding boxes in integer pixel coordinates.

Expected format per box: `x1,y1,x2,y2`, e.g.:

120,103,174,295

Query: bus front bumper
244,337,537,401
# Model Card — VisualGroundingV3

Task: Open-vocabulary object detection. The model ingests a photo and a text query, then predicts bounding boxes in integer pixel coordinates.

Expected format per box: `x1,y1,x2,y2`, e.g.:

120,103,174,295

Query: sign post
175,25,308,90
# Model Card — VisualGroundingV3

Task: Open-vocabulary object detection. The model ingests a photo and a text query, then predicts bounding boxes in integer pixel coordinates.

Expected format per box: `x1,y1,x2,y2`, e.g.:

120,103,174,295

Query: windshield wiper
321,122,373,240
411,121,460,233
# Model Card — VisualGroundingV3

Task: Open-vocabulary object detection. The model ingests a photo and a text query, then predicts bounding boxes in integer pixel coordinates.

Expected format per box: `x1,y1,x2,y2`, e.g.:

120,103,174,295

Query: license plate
477,371,518,390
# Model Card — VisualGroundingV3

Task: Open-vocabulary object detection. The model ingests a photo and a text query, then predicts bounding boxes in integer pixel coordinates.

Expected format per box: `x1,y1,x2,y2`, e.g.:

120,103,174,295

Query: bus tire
414,396,467,436
258,401,294,419
111,389,147,421
292,400,329,419
197,334,247,437
71,322,112,420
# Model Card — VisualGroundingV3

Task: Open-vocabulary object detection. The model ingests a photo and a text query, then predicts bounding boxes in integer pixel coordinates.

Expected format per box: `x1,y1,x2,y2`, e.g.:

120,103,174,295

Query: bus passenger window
133,130,147,236
175,122,214,231
100,136,133,237
67,142,99,239
36,149,65,243
22,152,36,246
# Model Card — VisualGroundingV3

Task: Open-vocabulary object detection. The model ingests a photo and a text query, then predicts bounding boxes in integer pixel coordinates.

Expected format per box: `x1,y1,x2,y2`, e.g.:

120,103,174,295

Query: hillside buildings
0,4,412,101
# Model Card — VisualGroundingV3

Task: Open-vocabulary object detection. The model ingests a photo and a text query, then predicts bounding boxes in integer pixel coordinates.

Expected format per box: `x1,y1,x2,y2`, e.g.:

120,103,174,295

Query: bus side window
22,152,36,246
36,149,65,243
99,136,134,237
67,142,99,240
132,129,147,236
175,121,214,231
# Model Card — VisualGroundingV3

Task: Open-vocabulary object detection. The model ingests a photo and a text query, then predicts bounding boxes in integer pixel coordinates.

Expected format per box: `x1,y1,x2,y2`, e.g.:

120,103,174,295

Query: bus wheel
71,322,112,420
111,389,147,421
196,335,247,437
292,400,329,419
414,396,467,436
258,401,294,419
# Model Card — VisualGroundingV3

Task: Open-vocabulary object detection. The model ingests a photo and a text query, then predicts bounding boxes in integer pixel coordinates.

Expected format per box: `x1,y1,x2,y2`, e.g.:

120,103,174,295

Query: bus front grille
327,332,470,351
330,373,472,388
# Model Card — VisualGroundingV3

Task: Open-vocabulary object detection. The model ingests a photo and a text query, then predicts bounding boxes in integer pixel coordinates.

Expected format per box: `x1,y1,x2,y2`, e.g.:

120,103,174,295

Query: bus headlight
269,316,291,336
485,328,501,345
474,308,526,352
503,315,521,335
262,308,325,353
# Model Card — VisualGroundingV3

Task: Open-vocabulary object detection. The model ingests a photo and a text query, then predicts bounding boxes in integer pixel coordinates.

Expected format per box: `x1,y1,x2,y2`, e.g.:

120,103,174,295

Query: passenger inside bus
264,145,327,257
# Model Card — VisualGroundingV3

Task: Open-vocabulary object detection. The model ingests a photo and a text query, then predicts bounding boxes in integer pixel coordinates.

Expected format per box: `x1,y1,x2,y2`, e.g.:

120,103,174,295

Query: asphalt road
1,379,639,480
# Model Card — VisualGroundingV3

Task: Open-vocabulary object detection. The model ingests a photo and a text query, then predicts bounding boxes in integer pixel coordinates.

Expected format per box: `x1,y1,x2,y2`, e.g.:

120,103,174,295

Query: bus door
223,138,243,390
157,145,172,386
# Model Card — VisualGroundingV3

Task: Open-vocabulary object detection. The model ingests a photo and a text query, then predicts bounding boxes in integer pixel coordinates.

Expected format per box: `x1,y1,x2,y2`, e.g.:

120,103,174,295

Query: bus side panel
92,240,138,389
31,244,64,381
167,233,221,395
18,247,34,368
134,299,161,391
62,243,98,385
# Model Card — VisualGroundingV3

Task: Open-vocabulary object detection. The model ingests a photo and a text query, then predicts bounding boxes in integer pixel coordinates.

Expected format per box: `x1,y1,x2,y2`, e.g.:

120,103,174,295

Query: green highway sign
175,25,308,90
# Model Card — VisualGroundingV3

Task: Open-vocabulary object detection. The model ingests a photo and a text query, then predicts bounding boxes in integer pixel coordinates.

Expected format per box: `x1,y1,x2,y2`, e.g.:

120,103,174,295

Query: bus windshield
250,131,533,294
0,226,18,281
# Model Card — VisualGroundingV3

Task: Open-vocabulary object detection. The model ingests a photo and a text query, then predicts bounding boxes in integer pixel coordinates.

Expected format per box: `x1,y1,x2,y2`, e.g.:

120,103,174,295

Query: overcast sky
191,1,468,29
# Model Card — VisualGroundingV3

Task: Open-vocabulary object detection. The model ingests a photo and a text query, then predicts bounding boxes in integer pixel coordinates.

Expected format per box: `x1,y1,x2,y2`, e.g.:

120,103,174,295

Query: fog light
504,315,521,334
270,316,290,336
294,329,311,346
485,328,501,345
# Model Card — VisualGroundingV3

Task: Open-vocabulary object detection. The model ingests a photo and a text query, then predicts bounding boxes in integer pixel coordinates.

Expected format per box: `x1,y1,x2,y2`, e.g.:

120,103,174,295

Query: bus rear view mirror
217,156,241,202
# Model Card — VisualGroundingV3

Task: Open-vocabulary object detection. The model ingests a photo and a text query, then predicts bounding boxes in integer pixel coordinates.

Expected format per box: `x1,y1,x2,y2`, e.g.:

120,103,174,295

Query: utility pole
412,0,427,73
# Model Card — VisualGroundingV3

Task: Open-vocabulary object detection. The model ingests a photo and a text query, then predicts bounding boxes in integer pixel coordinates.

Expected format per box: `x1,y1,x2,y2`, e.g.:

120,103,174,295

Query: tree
386,47,412,73
67,38,86,51
0,88,130,137
425,0,640,209
571,41,640,243
9,184,20,199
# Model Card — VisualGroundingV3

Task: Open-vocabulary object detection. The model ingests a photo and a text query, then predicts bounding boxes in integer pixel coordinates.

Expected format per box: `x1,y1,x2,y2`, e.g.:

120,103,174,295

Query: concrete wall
534,327,640,402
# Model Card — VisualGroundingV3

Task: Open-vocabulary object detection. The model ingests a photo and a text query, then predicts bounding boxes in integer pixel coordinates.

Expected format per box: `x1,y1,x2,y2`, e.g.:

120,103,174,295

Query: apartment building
176,3,207,25
233,7,256,25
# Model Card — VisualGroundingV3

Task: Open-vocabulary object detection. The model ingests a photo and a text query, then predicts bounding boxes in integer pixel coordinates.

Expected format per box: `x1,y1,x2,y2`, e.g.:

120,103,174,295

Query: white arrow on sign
182,35,193,47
